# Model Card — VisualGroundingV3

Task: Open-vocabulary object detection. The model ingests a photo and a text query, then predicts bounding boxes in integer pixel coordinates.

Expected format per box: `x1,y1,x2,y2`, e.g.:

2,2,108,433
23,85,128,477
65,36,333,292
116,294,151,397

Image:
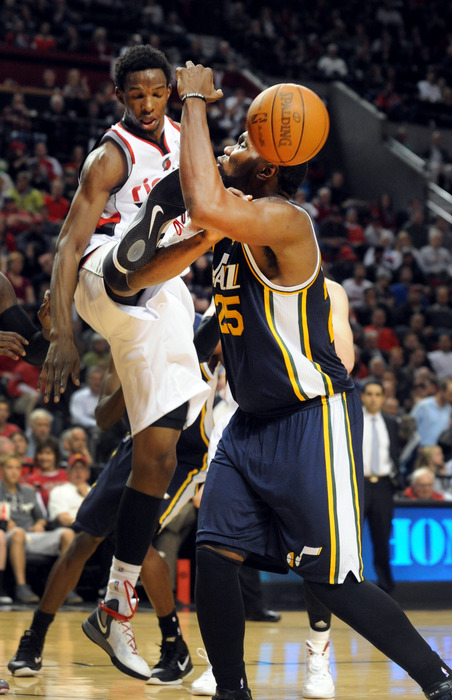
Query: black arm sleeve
194,312,220,363
0,305,49,366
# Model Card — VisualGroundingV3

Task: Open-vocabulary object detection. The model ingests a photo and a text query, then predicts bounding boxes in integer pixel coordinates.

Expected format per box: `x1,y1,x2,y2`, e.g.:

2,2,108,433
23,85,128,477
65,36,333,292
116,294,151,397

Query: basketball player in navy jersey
37,46,209,681
123,61,452,700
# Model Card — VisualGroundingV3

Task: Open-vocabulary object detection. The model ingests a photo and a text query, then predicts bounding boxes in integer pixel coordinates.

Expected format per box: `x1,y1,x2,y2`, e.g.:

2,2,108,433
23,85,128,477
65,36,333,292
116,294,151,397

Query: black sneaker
213,689,253,699
146,636,193,685
8,630,42,677
424,679,452,699
102,168,185,292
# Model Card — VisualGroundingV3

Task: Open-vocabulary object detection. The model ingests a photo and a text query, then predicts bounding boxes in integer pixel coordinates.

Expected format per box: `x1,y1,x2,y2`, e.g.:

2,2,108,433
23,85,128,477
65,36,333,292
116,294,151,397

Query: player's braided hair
114,45,172,91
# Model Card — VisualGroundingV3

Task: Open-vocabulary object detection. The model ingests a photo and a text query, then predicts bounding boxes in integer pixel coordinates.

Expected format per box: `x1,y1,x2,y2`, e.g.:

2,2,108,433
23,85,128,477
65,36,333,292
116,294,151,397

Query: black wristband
181,92,207,104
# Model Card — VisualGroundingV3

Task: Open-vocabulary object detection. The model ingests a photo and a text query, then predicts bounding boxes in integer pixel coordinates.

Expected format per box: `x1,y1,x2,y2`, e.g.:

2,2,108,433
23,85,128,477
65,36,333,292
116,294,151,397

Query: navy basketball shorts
197,389,365,585
74,429,204,539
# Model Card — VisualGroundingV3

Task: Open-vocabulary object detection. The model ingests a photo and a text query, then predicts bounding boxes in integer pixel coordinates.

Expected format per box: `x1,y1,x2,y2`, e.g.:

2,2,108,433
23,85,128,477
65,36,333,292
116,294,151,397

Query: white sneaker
302,640,335,699
82,600,151,680
190,648,216,696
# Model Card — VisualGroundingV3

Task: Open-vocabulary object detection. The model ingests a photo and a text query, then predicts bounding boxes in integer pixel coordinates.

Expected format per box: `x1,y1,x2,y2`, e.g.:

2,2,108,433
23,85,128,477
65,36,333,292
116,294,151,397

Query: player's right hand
38,338,80,403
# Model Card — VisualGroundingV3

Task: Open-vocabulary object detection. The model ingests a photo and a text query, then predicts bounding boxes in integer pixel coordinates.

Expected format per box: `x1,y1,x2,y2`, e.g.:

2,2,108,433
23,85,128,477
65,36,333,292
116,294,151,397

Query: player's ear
115,87,125,105
257,163,279,182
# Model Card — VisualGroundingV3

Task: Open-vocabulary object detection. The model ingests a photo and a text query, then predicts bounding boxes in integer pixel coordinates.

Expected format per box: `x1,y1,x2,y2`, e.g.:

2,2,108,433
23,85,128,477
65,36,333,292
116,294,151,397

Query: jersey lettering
213,253,240,291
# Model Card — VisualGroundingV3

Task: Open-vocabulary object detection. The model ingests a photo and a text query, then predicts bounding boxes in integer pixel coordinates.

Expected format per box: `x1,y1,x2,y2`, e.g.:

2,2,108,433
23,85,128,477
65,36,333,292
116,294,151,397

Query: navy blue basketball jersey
212,236,353,416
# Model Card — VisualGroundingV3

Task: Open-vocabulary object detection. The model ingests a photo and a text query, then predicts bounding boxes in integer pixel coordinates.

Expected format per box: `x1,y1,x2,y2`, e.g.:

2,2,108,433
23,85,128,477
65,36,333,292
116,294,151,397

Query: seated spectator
4,252,36,308
411,378,452,446
312,186,333,224
393,284,427,329
400,209,429,249
5,359,41,428
364,215,394,248
428,334,452,380
0,396,20,438
364,307,400,352
422,131,452,190
1,453,75,603
418,227,452,283
25,437,69,509
27,141,63,184
342,263,374,309
373,192,398,232
25,408,53,458
426,286,452,333
81,333,110,371
63,68,91,103
47,453,91,527
10,429,34,478
69,366,104,431
355,286,379,327
60,426,94,468
317,43,348,79
42,178,70,224
31,21,57,52
317,206,348,261
403,466,445,501
417,72,443,104
7,172,44,217
86,26,113,60
414,445,452,498
344,207,366,250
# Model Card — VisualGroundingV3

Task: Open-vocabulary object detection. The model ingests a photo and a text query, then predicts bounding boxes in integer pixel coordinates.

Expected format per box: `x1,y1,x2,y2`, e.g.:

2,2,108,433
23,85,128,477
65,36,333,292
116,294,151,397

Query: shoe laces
196,647,212,671
306,641,330,676
17,632,39,658
172,219,186,237
155,637,182,668
118,619,139,656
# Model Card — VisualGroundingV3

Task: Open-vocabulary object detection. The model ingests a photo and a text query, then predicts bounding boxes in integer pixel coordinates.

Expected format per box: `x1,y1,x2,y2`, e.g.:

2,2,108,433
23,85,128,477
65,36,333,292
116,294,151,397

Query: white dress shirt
362,409,393,478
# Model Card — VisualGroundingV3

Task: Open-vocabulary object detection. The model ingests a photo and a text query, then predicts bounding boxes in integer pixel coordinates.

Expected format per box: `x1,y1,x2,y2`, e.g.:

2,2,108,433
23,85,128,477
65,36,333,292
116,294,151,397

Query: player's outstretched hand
176,61,223,103
38,338,80,403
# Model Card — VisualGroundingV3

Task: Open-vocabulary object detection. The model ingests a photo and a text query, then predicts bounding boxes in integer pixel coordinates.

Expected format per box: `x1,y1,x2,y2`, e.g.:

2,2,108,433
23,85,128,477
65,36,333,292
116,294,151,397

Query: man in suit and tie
361,379,400,594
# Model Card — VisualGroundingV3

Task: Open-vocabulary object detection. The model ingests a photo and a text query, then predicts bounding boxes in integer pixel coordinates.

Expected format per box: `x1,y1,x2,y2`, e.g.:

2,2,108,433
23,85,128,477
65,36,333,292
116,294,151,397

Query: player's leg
82,414,185,681
302,580,334,699
306,576,452,699
140,543,193,685
8,532,102,677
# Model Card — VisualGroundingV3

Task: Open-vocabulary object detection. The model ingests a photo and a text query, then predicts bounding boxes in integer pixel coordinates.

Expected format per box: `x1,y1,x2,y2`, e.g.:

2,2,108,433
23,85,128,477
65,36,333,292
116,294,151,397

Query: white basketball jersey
84,117,181,256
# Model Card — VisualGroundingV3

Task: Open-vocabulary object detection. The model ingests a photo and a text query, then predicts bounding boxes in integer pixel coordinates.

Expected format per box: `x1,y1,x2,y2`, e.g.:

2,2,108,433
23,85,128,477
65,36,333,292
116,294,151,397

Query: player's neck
121,118,167,151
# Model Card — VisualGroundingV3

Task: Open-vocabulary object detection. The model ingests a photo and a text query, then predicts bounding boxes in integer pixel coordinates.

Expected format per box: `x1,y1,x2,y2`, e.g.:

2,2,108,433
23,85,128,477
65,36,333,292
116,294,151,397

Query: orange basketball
246,83,330,166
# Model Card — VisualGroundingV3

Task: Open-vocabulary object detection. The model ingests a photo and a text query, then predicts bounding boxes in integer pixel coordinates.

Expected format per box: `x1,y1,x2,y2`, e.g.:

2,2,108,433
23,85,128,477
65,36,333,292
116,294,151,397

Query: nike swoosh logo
97,609,108,635
148,205,164,239
35,657,42,664
177,655,190,672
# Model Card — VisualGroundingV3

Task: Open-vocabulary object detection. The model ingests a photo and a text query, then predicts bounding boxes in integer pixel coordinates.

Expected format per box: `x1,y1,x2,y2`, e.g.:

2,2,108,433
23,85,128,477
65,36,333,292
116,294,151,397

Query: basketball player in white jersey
37,46,209,681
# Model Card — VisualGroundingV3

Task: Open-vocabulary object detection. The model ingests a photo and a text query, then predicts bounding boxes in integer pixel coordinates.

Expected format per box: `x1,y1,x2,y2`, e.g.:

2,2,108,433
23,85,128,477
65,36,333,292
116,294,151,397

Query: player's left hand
176,61,223,103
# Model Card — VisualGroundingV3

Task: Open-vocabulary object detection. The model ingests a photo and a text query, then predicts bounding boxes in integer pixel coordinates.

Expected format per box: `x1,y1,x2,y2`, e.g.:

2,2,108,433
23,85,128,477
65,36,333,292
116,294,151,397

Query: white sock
105,557,141,616
307,627,330,650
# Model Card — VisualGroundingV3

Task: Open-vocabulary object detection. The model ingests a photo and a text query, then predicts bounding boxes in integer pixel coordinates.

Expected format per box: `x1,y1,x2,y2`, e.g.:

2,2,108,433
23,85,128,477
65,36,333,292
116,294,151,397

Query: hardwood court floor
1,607,451,699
